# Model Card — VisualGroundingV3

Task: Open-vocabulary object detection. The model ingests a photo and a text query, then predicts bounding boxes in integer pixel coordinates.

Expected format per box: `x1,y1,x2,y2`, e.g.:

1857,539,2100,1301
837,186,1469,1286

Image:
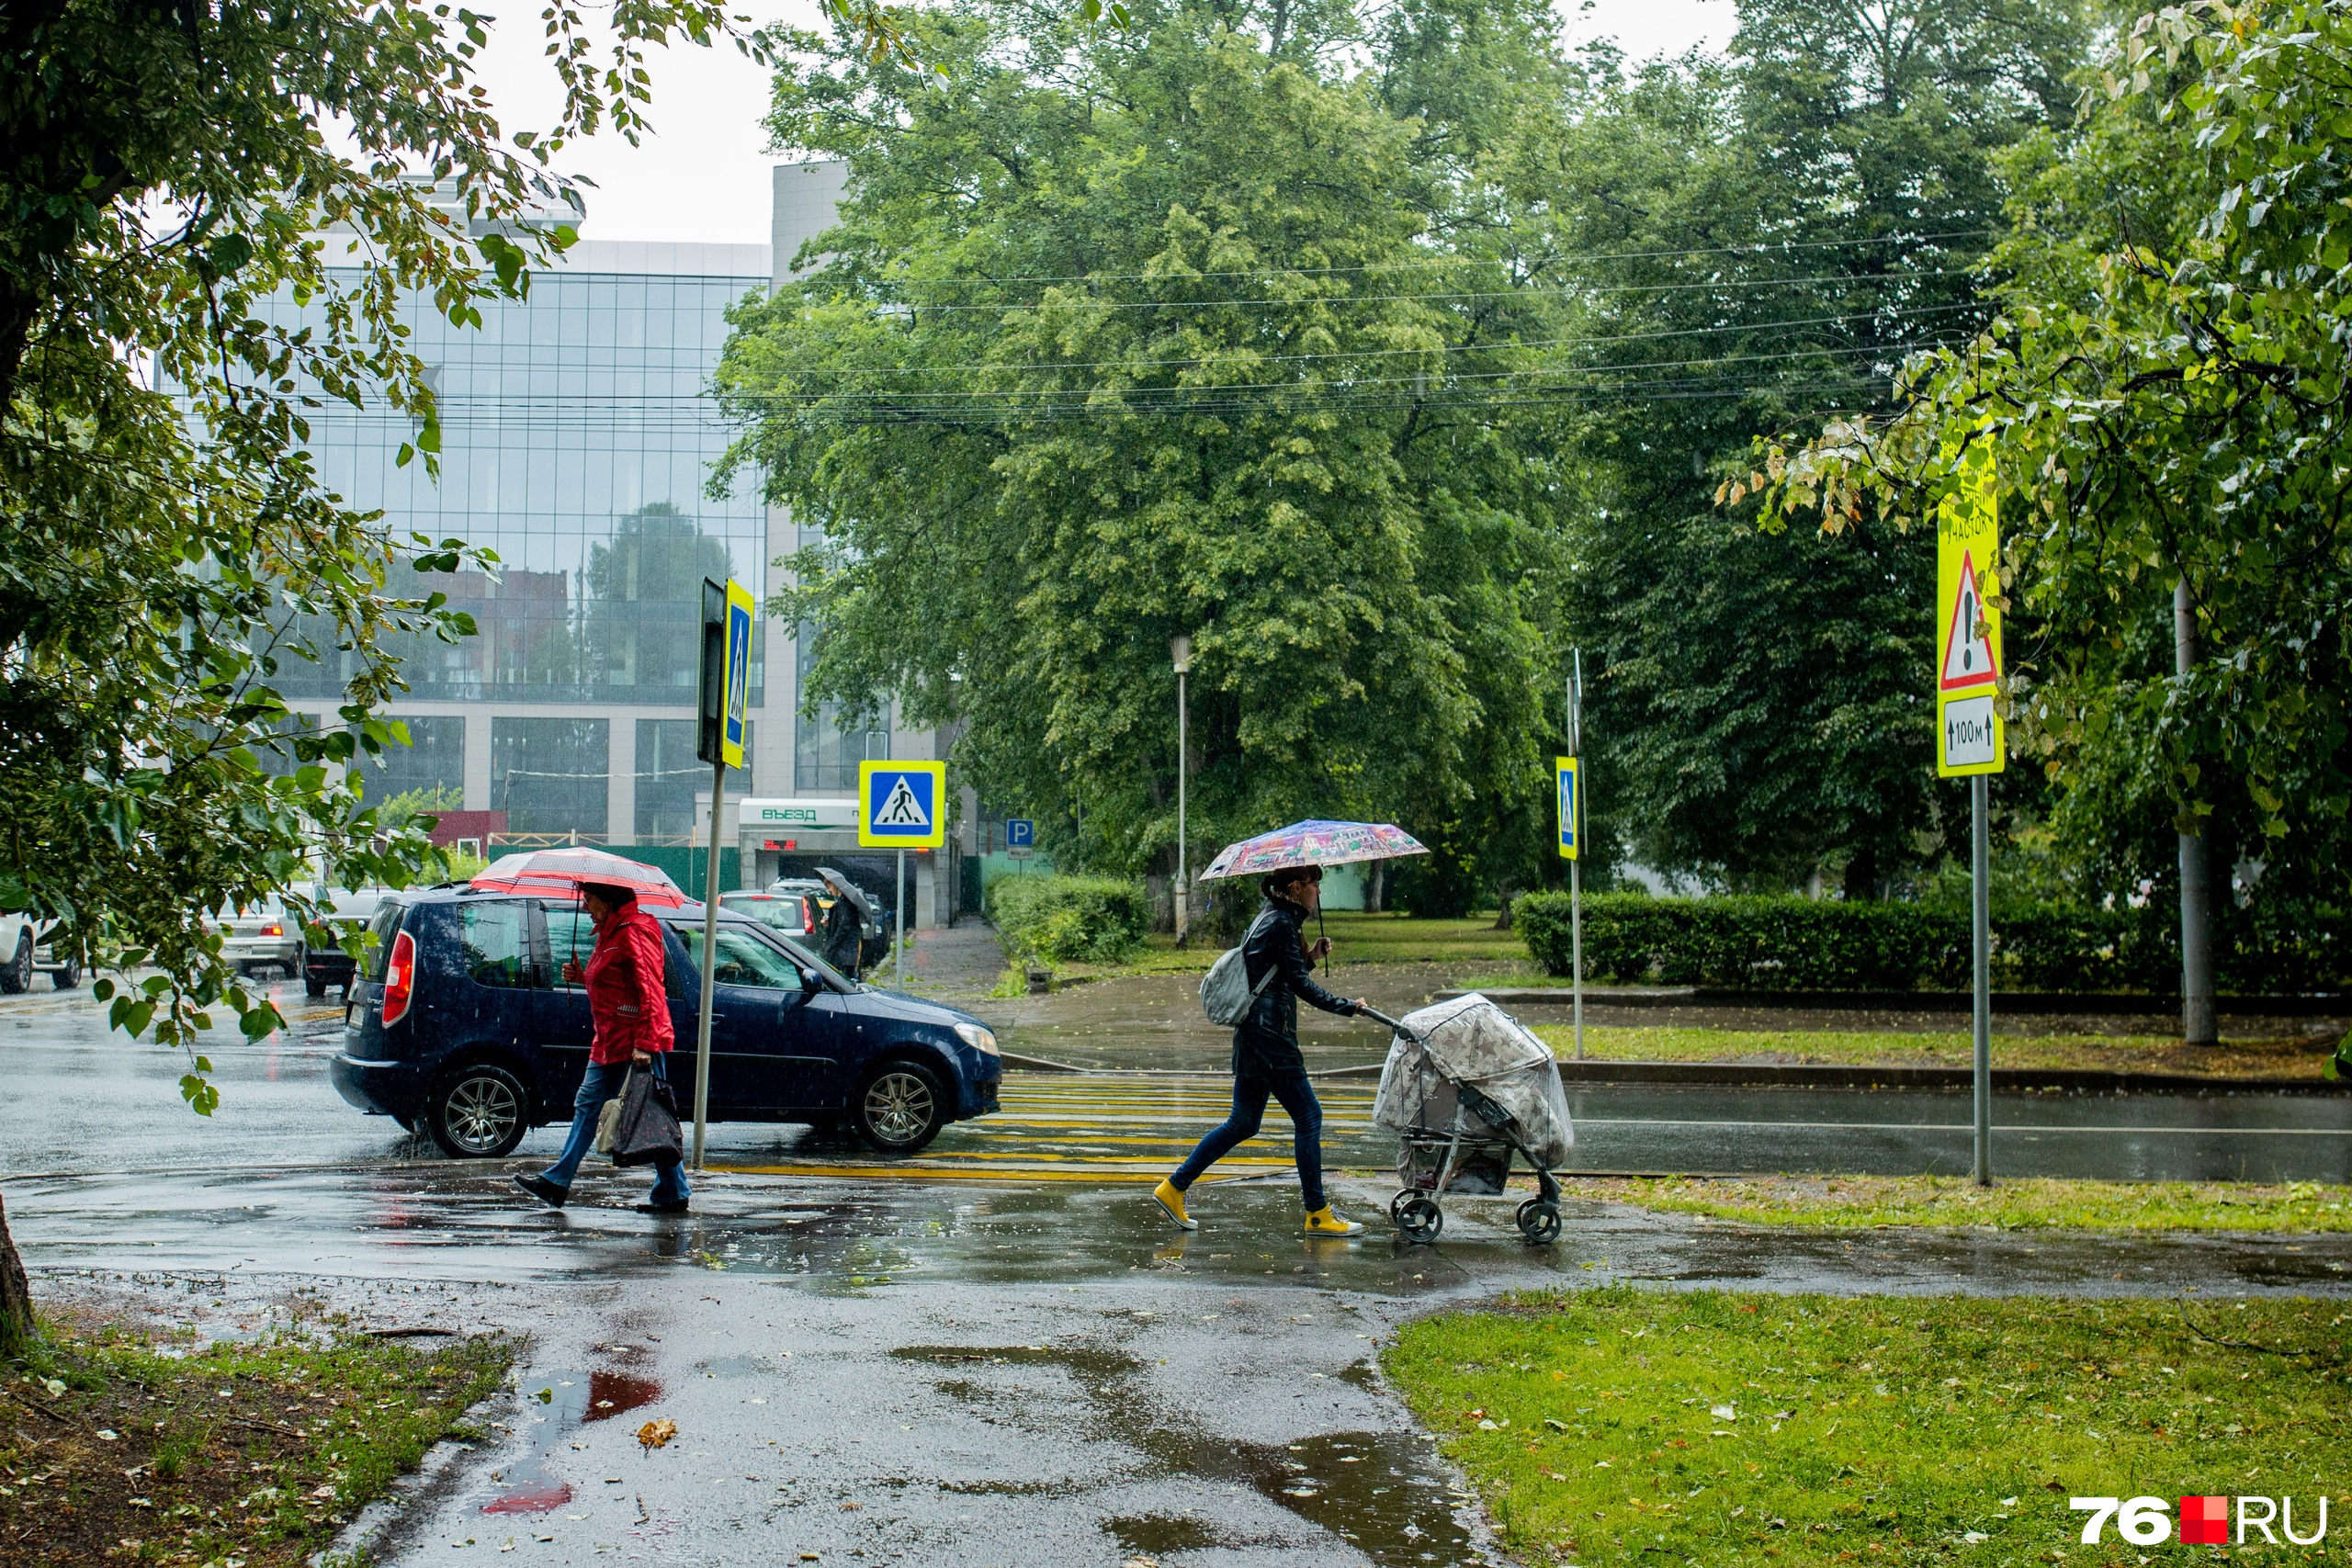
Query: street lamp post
1170,634,1193,942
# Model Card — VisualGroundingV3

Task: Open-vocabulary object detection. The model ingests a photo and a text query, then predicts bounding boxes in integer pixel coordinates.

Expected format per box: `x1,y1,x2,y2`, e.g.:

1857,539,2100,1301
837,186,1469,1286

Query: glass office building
274,164,957,922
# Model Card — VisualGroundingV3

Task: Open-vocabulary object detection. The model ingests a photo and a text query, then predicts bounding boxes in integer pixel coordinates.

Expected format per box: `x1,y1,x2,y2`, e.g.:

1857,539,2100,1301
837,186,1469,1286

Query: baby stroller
1366,994,1575,1245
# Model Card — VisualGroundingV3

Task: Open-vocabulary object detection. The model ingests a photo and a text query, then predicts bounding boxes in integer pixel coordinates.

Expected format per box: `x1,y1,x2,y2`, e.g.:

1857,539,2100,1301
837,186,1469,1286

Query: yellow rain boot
1152,1178,1199,1230
1304,1204,1364,1236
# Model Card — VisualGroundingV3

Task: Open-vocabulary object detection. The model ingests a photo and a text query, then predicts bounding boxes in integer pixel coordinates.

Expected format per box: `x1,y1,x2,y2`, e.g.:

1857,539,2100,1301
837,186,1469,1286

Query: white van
0,911,81,993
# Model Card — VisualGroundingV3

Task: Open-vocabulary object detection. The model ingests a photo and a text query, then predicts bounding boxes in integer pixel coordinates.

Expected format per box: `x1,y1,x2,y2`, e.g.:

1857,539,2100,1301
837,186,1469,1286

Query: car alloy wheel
0,933,28,995
430,1066,528,1158
854,1062,944,1155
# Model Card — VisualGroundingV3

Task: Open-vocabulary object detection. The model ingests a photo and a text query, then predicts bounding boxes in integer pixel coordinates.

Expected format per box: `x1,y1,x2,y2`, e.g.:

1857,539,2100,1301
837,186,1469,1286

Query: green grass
1532,1024,2335,1078
1382,1287,2352,1568
6,1316,514,1565
1559,1173,2352,1232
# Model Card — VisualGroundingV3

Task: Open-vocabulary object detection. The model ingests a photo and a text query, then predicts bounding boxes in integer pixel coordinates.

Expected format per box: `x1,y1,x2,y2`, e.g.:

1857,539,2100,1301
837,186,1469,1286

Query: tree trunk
0,1190,33,1354
1492,888,1515,931
1366,861,1385,913
1842,842,1880,902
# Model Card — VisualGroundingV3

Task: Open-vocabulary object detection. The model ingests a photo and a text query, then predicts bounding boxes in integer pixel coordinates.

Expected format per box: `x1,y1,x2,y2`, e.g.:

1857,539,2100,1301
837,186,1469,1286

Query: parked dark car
302,886,390,998
329,888,1001,1159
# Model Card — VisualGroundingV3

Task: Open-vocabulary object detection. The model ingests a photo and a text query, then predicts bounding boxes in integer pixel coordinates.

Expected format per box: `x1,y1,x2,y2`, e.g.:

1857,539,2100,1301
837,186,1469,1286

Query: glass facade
266,265,770,709
636,717,752,845
363,716,468,806
492,717,609,838
793,626,890,791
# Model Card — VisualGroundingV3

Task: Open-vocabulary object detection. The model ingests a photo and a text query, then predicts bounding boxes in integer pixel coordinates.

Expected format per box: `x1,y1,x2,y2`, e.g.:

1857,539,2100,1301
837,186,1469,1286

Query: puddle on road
580,1369,662,1422
483,1367,668,1516
891,1343,1478,1565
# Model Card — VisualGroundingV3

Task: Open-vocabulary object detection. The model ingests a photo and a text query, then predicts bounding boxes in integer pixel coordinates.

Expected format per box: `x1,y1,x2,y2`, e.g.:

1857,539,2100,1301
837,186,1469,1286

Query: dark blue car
330,888,1001,1159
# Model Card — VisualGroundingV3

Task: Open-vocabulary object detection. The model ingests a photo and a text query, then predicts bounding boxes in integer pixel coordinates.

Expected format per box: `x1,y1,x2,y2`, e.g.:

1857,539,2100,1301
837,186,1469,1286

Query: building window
359,716,468,807
491,717,609,840
793,626,888,792
635,717,751,845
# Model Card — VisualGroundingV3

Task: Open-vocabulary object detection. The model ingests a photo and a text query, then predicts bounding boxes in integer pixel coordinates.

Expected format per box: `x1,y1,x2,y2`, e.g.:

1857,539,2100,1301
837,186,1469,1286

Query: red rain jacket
586,904,675,1066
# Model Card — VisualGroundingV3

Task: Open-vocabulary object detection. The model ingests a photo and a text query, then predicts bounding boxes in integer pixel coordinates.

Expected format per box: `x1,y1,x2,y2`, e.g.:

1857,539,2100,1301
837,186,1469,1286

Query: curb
1311,1058,2345,1094
1436,987,2350,1017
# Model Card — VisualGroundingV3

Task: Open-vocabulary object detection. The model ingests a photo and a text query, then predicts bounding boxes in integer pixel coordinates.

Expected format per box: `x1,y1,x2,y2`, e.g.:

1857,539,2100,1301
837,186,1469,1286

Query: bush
1190,881,1261,947
986,873,1151,964
1514,892,2346,993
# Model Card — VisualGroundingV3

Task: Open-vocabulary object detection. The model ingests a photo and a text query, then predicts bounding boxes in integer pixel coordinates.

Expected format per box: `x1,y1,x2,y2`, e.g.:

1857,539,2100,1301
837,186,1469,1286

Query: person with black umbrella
816,867,866,981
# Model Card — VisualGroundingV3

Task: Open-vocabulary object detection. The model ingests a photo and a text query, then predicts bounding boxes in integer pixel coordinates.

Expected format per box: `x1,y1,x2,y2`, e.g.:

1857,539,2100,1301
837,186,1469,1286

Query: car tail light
381,931,417,1025
259,923,283,937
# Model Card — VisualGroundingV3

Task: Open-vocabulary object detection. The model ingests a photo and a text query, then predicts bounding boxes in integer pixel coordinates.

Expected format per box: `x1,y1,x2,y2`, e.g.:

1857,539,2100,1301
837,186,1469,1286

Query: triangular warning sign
875,775,930,828
1940,550,1998,691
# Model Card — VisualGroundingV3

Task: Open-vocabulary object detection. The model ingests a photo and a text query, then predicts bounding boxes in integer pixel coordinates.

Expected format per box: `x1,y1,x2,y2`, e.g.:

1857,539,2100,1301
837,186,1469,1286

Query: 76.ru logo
2071,1495,2328,1545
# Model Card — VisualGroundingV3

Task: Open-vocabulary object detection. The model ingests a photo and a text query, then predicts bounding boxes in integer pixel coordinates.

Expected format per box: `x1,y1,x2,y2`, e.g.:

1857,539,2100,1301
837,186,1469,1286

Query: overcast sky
472,0,1732,248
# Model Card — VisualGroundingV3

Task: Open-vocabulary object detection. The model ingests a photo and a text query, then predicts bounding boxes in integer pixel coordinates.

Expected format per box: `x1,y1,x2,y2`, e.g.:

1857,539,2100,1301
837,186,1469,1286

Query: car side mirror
800,968,825,993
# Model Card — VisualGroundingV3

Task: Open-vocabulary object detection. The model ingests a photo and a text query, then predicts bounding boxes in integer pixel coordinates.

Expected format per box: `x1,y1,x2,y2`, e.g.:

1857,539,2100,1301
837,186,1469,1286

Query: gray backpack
1200,911,1280,1026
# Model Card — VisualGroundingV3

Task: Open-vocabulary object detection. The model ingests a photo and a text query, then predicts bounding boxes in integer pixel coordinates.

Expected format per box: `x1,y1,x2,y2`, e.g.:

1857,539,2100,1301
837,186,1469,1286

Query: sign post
859,760,947,990
1934,447,2004,1187
691,577,756,1169
1005,818,1035,870
1556,649,1587,1061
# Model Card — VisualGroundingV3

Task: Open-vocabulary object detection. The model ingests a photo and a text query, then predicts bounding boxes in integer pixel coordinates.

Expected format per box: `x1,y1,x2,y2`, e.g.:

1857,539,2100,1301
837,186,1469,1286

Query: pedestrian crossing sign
1555,756,1579,861
859,761,946,848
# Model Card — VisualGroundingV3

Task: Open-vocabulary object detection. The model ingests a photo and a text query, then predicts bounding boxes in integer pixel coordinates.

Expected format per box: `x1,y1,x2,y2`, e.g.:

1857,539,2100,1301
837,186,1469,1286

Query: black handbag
611,1067,684,1168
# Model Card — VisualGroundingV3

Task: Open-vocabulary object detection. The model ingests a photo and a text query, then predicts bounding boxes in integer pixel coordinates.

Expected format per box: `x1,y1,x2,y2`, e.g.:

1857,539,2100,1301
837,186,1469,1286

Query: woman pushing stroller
1153,863,1369,1235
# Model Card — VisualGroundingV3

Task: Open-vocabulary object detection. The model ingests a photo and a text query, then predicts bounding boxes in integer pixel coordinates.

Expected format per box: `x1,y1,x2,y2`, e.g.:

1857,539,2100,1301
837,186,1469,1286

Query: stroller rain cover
1372,993,1575,1168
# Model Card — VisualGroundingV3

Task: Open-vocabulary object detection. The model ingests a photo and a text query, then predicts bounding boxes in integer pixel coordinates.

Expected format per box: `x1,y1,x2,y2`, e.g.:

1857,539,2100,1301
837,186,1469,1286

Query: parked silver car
218,895,302,978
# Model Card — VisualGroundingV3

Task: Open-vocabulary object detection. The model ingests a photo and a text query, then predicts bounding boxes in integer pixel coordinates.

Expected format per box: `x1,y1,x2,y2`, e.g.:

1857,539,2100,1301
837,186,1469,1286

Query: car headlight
954,1022,999,1056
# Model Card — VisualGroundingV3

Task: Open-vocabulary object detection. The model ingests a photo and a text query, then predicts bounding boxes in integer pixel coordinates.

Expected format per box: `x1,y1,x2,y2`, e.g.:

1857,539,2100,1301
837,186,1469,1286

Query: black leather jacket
1233,896,1356,1077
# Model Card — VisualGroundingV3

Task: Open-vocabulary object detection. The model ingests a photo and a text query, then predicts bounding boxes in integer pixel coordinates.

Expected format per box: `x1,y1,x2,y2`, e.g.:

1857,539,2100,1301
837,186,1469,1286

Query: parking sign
1005,818,1035,849
859,761,946,849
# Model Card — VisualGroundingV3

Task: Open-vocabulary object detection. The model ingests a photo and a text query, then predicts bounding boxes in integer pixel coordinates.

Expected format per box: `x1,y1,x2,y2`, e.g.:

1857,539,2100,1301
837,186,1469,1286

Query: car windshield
673,923,850,993
719,893,808,933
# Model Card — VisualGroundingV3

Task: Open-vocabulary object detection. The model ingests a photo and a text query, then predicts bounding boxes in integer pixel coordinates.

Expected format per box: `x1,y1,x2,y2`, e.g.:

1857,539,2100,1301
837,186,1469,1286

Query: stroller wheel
1389,1190,1417,1227
1515,1198,1562,1246
1396,1193,1443,1245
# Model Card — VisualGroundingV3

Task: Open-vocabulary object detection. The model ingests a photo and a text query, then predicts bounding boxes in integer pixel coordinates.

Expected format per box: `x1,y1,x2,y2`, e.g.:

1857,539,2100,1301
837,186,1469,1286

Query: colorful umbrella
469,848,690,908
1195,819,1430,883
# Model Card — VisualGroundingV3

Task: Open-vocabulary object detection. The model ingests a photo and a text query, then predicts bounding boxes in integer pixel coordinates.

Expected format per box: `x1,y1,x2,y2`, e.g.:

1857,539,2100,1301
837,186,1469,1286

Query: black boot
514,1174,569,1209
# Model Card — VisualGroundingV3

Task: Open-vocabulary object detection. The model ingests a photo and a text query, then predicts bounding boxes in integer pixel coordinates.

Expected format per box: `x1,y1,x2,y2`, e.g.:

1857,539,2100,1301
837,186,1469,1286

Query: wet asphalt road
11,976,2352,1567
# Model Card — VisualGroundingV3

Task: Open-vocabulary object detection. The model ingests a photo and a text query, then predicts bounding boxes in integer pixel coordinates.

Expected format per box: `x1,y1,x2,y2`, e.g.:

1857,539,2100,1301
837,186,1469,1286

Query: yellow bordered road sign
1555,755,1580,860
858,760,947,849
721,580,755,771
1935,445,2005,778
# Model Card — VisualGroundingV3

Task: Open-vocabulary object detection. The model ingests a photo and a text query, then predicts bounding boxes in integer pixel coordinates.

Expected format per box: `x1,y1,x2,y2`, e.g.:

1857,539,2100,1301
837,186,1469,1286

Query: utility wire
806,266,1984,313
831,228,2000,288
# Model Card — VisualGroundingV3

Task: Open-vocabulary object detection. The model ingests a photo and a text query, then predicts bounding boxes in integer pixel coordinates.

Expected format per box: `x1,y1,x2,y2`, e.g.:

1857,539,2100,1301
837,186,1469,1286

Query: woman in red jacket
514,882,691,1214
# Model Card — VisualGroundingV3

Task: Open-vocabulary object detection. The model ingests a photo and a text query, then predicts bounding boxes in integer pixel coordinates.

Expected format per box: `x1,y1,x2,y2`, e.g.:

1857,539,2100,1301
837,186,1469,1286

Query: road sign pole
1569,651,1585,1062
1972,773,1991,1187
894,850,907,989
694,757,724,1171
1175,664,1189,942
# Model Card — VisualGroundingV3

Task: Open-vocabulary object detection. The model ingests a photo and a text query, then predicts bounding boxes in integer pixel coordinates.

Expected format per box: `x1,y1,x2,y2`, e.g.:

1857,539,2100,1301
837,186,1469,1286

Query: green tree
1753,0,2352,978
718,0,1581,891
0,0,755,1348
1489,0,2089,894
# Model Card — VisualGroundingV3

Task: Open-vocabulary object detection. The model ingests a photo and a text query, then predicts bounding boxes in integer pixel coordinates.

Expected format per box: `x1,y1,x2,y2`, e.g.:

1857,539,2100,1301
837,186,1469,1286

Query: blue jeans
538,1056,690,1205
1170,1073,1326,1212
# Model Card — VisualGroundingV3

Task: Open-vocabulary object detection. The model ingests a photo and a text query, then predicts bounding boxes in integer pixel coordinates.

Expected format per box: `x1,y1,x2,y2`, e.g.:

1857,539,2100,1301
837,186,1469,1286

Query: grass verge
1560,1173,2352,1232
1039,911,1540,983
1530,1024,2337,1079
1382,1286,2351,1568
1,1316,514,1566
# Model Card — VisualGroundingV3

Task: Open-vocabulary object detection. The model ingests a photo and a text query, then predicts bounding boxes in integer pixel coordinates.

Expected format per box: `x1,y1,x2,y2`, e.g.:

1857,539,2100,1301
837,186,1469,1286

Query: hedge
1514,892,2349,994
985,873,1151,965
